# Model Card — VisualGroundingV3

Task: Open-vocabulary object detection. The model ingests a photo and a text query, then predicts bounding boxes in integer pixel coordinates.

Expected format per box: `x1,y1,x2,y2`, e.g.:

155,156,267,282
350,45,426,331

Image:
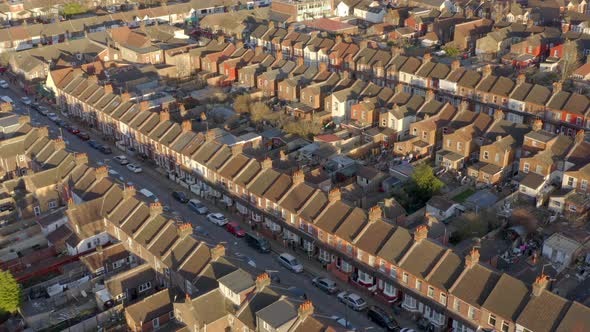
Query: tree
283,117,323,138
62,3,88,17
443,45,461,57
561,40,583,81
410,163,444,196
0,270,20,315
451,210,491,243
250,102,271,124
233,94,251,113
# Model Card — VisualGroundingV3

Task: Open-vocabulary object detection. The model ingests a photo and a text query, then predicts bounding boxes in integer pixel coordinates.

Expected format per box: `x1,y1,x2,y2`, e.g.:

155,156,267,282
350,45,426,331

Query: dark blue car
88,140,101,149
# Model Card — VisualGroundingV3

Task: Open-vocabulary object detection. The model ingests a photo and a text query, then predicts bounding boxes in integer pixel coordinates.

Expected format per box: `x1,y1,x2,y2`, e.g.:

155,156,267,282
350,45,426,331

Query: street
2,85,383,331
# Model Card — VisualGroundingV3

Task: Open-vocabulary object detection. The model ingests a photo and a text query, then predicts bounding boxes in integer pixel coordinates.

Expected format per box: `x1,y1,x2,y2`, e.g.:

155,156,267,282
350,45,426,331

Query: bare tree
561,40,583,81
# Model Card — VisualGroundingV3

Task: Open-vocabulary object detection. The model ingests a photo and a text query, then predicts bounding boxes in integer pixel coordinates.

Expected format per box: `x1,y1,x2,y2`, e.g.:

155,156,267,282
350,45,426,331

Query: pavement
3,82,420,331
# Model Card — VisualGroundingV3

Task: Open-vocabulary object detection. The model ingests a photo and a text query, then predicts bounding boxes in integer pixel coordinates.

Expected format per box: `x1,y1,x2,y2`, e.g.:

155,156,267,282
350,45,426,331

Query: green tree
443,45,460,57
62,3,88,17
233,94,251,114
0,270,21,315
411,163,444,195
250,102,271,124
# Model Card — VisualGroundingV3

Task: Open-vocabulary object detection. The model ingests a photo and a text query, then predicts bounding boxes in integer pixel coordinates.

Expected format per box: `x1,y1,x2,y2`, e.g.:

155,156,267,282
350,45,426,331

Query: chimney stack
368,205,382,222
121,92,131,103
426,90,435,102
181,120,192,132
280,150,288,161
293,169,305,185
54,138,66,151
395,83,404,94
451,60,460,71
18,115,30,125
319,62,328,73
298,300,315,320
75,152,88,165
178,223,193,237
482,64,492,77
95,166,109,179
516,73,526,85
140,100,150,112
493,110,504,122
328,188,341,203
532,274,550,296
104,84,113,94
122,185,136,199
67,197,75,207
575,129,585,144
414,225,428,242
159,110,170,122
211,244,226,261
149,202,163,216
38,126,49,137
423,53,432,63
261,157,273,170
552,81,562,93
532,119,543,131
255,272,271,291
460,100,470,112
465,247,480,269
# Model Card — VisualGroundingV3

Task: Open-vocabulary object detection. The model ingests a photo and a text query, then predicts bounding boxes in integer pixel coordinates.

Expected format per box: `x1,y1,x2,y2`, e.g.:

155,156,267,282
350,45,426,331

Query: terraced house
47,65,590,331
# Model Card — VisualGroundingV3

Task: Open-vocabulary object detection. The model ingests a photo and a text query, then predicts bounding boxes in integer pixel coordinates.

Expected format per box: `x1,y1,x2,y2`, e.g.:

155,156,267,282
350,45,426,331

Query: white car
337,291,367,311
188,199,209,214
21,96,32,105
126,163,142,173
206,212,228,226
47,113,59,122
0,80,8,89
278,253,303,273
114,155,129,165
335,318,356,331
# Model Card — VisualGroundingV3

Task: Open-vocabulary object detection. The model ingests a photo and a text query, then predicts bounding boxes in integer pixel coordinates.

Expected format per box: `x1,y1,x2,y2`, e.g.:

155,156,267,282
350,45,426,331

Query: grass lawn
452,189,476,203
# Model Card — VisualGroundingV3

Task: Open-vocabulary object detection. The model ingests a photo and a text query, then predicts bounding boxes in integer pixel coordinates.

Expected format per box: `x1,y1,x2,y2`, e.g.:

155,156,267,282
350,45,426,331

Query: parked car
68,127,80,134
367,306,398,331
38,106,50,115
88,140,101,149
278,253,303,273
337,292,367,311
172,191,189,203
55,119,66,127
311,277,338,294
138,188,158,202
0,80,8,89
20,96,32,105
126,164,142,173
188,199,209,214
399,329,415,332
76,132,90,140
47,113,59,122
99,145,112,154
206,212,227,225
225,221,246,237
244,232,271,253
113,155,129,165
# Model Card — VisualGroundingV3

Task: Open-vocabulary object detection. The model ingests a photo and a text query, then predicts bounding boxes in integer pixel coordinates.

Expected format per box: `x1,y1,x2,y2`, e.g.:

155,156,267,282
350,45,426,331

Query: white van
138,188,158,202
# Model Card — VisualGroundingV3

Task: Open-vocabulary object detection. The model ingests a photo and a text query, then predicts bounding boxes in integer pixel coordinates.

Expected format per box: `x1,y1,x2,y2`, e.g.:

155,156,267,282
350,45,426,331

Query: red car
225,222,245,237
68,127,80,134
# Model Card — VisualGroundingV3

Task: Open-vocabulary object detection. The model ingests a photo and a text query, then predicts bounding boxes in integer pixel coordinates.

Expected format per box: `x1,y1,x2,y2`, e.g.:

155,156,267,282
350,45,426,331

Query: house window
567,177,575,187
427,286,434,298
383,282,395,296
446,139,451,147
468,306,476,320
569,205,577,212
483,151,489,160
357,250,363,261
390,266,397,279
536,165,543,174
453,299,460,311
138,282,152,293
422,131,427,139
581,180,588,191
87,242,92,249
501,321,510,332
379,259,386,272
402,273,408,284
489,314,497,326
346,244,353,254
440,293,447,305
48,201,58,209
457,142,463,151
341,260,353,273
523,163,530,173
33,205,41,216
415,279,422,291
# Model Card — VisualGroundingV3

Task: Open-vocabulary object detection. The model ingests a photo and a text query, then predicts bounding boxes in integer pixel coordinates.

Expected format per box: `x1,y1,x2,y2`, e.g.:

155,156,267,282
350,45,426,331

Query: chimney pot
532,274,550,296
178,223,193,237
181,120,192,132
211,244,226,260
532,119,543,131
451,60,460,71
368,205,382,222
149,202,163,215
256,272,271,291
298,300,314,319
95,166,109,179
123,185,136,199
293,169,305,185
54,138,66,151
261,157,273,170
75,152,88,165
493,110,504,122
